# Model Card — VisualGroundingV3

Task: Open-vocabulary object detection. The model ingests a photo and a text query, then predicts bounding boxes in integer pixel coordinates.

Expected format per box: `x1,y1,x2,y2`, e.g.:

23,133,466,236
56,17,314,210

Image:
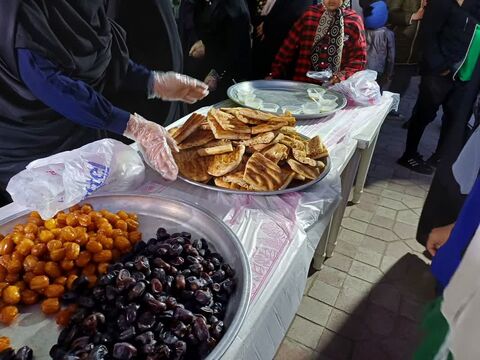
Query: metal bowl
0,194,251,360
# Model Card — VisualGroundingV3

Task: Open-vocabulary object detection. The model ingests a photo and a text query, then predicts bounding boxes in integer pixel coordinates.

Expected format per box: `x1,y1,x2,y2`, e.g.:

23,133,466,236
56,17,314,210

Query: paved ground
275,76,441,359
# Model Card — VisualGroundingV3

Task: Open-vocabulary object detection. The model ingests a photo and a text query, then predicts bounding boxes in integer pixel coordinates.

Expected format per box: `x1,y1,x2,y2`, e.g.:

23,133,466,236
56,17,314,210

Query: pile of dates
0,346,33,360
50,228,236,360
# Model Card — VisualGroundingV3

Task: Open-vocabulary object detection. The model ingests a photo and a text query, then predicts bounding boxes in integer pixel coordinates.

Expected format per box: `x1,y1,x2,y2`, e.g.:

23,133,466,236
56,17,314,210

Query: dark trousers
416,64,480,245
404,74,456,157
416,170,467,245
388,64,418,97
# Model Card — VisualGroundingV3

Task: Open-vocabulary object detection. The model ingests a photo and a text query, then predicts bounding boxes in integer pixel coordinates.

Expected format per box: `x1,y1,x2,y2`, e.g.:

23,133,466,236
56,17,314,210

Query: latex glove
152,71,209,104
189,40,206,59
123,113,178,181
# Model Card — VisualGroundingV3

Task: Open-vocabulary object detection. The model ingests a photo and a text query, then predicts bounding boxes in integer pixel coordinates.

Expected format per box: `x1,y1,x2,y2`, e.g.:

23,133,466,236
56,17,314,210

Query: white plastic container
261,103,280,113
302,102,321,114
281,105,303,115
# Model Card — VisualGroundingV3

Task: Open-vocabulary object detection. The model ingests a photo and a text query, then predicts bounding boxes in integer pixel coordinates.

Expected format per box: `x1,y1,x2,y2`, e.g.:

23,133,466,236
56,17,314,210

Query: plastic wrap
150,71,209,103
307,69,334,82
6,139,145,219
330,70,381,106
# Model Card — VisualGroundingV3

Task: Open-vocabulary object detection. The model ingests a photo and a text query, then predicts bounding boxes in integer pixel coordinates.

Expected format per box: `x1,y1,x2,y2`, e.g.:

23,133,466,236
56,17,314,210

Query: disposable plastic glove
123,113,178,181
151,71,209,104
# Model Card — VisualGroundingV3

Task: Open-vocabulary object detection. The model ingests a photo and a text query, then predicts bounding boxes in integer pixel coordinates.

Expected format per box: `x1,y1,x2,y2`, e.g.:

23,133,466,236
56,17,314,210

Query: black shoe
397,153,434,175
387,111,406,122
427,153,441,168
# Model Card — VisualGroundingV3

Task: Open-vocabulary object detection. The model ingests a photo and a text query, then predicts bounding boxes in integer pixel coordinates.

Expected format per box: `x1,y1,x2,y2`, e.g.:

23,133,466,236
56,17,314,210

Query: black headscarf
15,0,129,89
0,0,130,191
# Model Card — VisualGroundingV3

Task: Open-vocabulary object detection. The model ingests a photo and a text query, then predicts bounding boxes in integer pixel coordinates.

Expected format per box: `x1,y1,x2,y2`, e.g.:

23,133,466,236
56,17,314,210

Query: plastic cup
307,87,326,100
322,93,337,102
237,88,253,102
282,105,303,115
302,102,321,115
245,97,263,109
261,103,280,113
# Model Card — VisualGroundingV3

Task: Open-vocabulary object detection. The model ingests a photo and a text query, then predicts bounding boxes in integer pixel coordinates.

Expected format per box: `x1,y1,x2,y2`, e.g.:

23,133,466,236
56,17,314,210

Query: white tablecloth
0,92,395,359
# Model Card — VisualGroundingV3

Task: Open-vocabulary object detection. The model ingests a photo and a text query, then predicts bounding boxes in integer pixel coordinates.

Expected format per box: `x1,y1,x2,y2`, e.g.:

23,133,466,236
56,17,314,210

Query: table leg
351,132,380,204
325,150,361,259
313,221,332,271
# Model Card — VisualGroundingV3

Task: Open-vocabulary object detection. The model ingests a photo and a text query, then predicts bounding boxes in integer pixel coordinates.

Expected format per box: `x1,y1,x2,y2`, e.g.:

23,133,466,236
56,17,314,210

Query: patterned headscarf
311,0,352,73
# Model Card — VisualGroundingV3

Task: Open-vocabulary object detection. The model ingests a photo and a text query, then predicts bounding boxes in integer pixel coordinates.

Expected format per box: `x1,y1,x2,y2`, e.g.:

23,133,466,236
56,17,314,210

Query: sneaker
427,153,441,168
397,153,434,175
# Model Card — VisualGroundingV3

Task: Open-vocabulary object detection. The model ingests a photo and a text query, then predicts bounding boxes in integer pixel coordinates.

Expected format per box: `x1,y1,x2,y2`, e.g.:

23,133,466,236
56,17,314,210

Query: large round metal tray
0,194,251,360
227,80,347,120
178,156,331,196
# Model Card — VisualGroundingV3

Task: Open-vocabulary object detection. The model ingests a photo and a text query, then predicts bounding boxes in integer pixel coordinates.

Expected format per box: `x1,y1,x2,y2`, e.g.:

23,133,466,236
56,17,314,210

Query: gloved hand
189,40,206,59
123,113,178,181
151,71,209,104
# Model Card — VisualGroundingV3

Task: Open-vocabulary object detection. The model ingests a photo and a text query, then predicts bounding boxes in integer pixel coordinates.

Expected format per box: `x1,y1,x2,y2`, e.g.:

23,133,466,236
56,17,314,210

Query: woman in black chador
0,0,209,205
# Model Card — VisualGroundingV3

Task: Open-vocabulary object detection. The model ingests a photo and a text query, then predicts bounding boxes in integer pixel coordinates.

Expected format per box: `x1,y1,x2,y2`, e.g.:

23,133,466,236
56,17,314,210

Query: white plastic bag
330,70,381,106
6,139,145,218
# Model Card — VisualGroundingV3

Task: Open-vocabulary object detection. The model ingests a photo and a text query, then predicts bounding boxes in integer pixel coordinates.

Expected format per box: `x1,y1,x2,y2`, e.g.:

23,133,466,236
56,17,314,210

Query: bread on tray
170,108,329,192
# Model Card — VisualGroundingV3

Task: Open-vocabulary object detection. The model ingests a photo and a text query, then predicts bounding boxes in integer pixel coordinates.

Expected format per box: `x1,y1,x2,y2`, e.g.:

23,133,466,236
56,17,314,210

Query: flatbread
197,143,234,157
244,153,284,191
207,145,246,177
242,132,275,147
287,159,321,180
174,148,211,182
213,109,251,134
292,149,318,167
178,129,215,150
261,143,289,164
307,135,329,159
173,113,205,144
207,111,251,140
251,122,288,135
280,135,307,151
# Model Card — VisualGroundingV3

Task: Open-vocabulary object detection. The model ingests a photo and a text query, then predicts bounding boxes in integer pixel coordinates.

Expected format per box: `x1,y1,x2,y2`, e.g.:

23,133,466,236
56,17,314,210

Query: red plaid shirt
271,5,367,83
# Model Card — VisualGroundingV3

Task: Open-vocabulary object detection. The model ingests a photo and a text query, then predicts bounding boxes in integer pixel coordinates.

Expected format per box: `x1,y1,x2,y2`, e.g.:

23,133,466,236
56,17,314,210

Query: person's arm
121,60,151,95
17,48,130,134
17,48,183,180
419,0,450,74
337,16,368,81
270,11,305,78
427,223,456,257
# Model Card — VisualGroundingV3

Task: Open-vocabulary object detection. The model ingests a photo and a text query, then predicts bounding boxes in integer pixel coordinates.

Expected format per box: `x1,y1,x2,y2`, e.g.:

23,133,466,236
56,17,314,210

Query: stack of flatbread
169,108,329,192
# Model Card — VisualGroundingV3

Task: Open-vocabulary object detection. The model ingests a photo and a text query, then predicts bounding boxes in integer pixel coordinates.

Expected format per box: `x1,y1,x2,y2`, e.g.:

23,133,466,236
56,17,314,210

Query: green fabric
459,25,480,81
414,297,453,360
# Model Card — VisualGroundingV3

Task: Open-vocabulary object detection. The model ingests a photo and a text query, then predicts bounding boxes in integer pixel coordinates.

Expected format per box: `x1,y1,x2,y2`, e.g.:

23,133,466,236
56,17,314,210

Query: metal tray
227,80,347,120
0,194,251,360
178,156,331,196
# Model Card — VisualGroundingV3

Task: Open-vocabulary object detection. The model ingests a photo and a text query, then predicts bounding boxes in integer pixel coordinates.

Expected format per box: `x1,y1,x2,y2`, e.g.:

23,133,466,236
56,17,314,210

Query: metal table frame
313,99,393,269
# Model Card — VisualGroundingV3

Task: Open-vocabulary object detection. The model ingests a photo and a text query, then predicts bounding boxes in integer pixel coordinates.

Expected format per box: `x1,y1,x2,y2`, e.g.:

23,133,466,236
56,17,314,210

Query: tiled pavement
275,77,440,359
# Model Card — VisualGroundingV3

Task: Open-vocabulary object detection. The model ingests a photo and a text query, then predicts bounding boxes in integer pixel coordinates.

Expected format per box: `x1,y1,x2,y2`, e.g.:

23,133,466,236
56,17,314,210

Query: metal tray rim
227,80,347,120
0,194,251,360
178,156,331,196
